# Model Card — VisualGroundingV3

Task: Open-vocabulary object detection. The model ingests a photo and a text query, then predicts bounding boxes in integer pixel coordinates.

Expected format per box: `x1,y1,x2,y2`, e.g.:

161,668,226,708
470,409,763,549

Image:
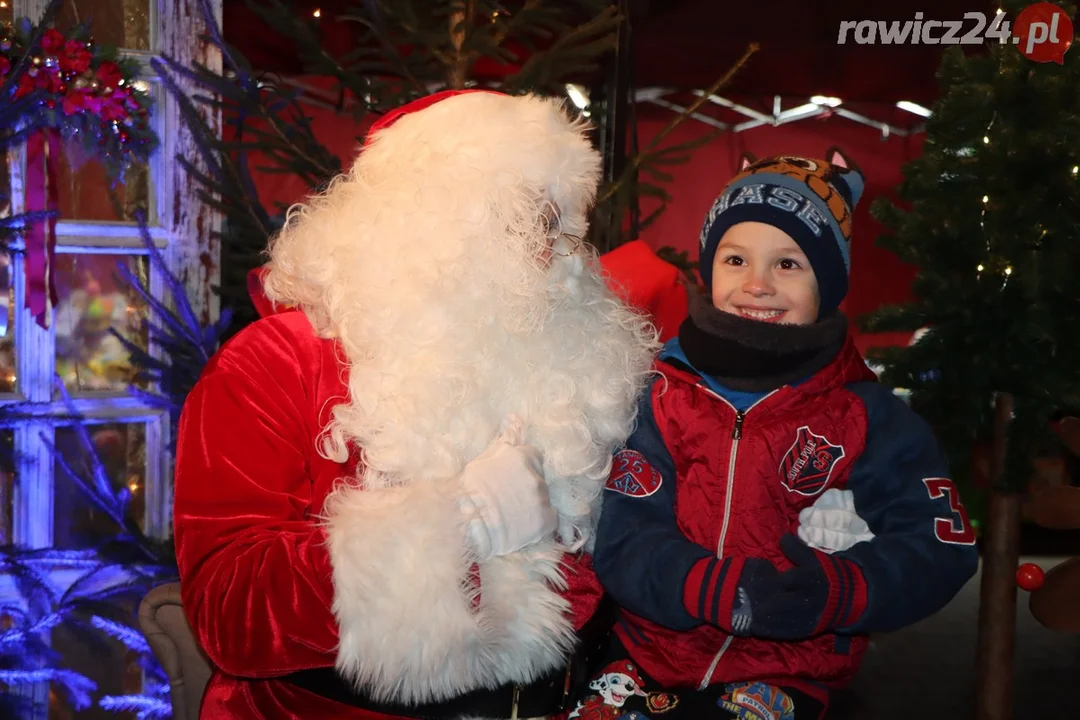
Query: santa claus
173,89,673,719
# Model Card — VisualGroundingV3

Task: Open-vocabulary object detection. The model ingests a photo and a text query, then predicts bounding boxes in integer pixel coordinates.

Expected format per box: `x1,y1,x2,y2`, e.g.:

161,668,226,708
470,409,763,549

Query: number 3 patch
606,449,663,498
923,477,977,546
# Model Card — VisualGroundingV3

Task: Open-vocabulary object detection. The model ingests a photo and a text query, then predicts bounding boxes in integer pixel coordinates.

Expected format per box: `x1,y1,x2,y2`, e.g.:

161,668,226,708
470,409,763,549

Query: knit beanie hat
698,151,865,318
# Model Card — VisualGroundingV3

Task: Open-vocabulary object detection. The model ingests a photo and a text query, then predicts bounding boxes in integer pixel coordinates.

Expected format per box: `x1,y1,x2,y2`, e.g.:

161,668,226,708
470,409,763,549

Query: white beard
260,90,661,705
321,239,659,552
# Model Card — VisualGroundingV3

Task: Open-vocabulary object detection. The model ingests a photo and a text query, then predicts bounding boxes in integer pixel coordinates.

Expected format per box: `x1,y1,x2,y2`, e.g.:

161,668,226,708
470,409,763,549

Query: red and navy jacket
592,334,979,701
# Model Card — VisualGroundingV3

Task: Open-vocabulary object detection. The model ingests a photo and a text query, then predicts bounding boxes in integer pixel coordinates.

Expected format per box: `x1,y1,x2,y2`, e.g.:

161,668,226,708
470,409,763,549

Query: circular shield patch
606,449,663,498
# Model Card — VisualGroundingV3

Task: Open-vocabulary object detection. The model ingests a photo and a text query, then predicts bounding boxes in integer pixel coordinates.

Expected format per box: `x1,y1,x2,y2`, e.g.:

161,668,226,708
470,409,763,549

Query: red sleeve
173,320,338,677
562,552,604,632
598,240,689,343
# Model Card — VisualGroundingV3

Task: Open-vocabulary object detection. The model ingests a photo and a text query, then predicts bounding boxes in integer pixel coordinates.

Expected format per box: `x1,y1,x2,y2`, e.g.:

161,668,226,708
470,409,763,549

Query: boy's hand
730,534,868,640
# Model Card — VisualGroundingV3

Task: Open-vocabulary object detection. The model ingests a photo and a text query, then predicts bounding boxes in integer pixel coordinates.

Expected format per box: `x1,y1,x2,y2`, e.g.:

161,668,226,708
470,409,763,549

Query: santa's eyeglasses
543,214,585,257
547,231,584,257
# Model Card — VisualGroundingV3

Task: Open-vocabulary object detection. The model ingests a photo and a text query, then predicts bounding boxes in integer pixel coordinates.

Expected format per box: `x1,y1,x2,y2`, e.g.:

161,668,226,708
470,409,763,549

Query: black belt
285,595,616,718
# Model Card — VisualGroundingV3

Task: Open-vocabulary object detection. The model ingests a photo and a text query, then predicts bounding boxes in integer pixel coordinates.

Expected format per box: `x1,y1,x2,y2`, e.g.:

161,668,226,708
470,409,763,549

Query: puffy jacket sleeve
592,379,717,631
838,382,980,633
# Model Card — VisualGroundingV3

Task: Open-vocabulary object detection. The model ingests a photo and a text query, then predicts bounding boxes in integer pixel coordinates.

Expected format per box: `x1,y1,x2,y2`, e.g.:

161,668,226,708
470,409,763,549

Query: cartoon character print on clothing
717,682,795,720
778,425,846,497
644,692,679,714
606,450,663,498
568,660,654,720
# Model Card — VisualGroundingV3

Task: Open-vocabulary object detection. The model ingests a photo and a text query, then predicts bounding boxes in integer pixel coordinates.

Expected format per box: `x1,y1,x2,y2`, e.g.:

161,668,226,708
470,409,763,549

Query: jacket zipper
696,387,776,690
715,411,744,558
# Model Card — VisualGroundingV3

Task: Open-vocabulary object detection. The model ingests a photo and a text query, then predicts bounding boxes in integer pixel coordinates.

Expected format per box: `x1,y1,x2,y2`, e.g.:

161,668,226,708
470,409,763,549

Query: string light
1073,166,1078,176
977,264,985,272
312,8,321,17
1004,266,1012,275
982,195,989,203
983,135,990,144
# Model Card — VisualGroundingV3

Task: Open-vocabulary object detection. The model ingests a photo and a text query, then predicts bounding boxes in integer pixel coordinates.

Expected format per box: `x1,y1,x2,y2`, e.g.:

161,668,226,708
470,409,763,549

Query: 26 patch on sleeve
606,449,663,497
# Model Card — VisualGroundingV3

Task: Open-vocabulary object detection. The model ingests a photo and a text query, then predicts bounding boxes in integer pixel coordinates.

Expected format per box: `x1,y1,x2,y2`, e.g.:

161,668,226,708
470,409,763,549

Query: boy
581,153,979,719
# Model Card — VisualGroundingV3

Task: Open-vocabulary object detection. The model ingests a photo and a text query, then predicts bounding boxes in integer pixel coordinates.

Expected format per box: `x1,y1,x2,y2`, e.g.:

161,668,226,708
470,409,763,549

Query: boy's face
710,221,820,325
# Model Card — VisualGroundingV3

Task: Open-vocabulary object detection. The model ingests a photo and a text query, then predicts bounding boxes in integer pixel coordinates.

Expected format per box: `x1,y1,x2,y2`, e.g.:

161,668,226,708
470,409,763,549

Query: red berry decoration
1016,562,1045,591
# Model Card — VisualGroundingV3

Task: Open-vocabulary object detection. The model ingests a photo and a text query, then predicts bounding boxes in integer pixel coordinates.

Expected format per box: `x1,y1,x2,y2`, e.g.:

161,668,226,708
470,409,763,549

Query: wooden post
157,0,224,328
974,392,1021,720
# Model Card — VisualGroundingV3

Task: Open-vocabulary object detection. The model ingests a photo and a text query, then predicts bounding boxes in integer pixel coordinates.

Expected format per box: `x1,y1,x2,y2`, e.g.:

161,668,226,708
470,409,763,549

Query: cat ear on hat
825,145,866,209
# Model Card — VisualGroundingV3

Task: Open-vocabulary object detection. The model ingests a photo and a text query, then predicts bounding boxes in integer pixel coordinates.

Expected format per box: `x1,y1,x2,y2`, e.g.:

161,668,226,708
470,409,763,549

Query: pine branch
110,213,233,430
99,694,172,720
0,668,96,710
88,616,151,655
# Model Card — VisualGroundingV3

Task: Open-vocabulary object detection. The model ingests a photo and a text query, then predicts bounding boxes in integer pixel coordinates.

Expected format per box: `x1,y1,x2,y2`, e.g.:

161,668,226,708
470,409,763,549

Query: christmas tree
863,0,1080,521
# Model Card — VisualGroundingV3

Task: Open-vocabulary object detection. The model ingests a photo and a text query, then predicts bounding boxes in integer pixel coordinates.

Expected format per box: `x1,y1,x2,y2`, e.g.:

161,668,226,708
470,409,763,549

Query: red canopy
224,0,998,105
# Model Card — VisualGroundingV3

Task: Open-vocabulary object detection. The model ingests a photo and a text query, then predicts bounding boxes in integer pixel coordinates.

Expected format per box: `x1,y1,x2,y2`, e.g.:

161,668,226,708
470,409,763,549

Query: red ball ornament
1016,563,1045,591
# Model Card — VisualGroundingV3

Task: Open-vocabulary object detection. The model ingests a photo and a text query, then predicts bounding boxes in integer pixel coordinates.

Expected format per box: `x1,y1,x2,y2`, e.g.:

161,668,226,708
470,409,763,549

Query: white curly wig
262,90,659,550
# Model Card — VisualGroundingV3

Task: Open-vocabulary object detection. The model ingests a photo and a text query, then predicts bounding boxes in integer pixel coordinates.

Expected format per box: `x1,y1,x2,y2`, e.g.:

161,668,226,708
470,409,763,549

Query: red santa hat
363,88,505,147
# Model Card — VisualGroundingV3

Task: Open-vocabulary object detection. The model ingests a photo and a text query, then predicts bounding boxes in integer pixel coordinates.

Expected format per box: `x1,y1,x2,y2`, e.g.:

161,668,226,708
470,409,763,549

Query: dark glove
731,534,868,640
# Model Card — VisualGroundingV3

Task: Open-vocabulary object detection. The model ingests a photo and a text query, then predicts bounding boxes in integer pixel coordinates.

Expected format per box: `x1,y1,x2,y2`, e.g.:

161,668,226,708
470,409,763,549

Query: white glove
458,416,558,561
797,488,875,554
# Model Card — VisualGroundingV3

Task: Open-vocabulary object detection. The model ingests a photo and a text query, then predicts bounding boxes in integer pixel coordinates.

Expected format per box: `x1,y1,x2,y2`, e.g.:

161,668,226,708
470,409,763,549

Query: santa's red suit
174,89,688,720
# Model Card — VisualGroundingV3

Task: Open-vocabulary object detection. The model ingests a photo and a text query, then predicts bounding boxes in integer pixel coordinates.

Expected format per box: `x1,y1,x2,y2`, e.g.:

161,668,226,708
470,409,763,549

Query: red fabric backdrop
235,96,925,354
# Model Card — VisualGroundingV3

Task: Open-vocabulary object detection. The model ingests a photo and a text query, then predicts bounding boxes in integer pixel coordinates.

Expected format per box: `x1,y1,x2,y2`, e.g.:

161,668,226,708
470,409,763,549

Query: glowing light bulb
1004,266,1013,275
1073,166,1078,176
977,264,985,272
313,8,321,17
982,195,989,203
983,136,990,144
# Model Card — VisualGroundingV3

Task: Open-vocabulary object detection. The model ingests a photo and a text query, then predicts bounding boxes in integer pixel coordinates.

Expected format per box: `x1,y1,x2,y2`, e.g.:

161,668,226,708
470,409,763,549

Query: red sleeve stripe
683,556,745,628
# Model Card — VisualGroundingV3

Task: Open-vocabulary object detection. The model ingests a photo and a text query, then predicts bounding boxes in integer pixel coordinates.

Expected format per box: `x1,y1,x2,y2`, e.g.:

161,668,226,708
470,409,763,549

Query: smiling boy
578,153,979,719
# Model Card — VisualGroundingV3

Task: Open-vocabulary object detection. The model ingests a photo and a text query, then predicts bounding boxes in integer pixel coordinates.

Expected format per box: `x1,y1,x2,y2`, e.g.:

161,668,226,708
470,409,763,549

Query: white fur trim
323,480,575,705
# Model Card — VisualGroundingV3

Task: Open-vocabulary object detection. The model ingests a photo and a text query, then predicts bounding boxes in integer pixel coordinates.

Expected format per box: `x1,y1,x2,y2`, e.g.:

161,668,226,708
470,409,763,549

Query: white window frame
2,0,221,714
